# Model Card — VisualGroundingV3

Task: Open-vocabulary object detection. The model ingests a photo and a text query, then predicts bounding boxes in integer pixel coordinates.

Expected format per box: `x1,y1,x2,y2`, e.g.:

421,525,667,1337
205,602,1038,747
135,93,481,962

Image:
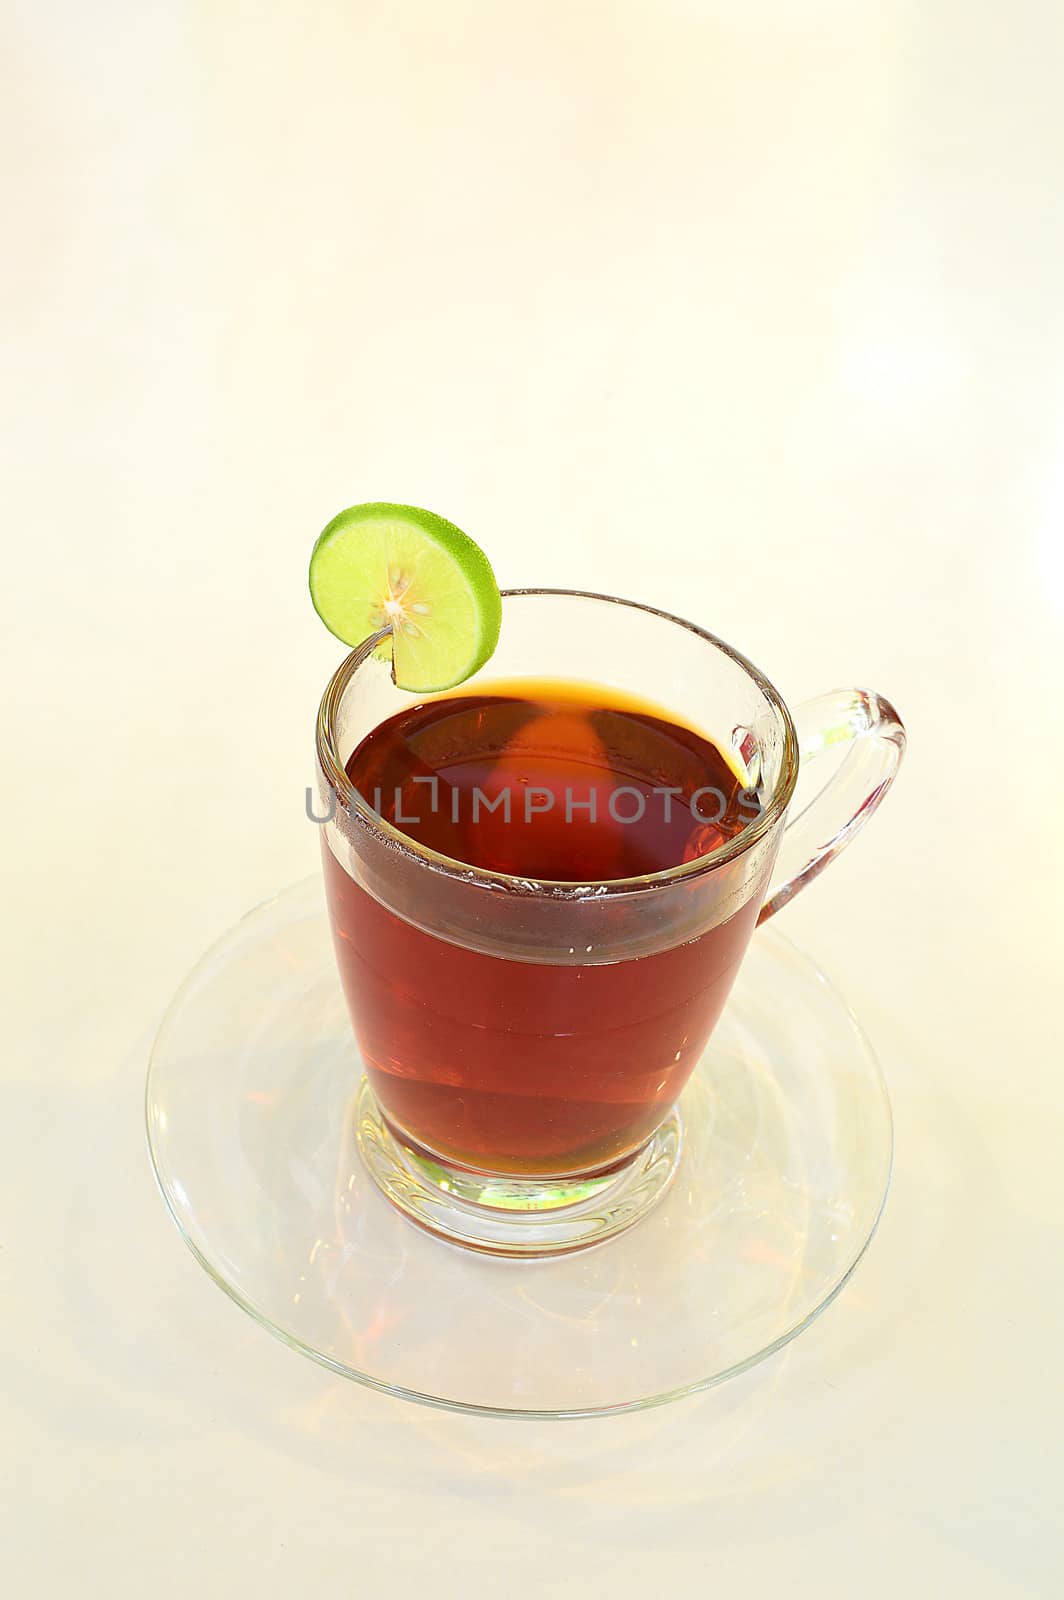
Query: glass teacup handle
758,688,906,925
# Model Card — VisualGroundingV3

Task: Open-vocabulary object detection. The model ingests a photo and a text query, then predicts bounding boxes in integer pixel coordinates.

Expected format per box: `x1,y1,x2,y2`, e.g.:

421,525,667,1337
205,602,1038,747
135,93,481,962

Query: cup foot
356,1079,683,1257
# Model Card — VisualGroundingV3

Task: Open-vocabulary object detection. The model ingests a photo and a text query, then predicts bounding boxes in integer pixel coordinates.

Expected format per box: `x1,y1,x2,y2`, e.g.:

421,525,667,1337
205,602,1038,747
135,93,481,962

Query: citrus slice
308,502,502,692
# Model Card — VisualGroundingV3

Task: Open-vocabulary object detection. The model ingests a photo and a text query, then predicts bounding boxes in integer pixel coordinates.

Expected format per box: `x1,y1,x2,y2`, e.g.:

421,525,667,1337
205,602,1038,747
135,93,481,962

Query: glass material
145,878,893,1418
314,590,904,1253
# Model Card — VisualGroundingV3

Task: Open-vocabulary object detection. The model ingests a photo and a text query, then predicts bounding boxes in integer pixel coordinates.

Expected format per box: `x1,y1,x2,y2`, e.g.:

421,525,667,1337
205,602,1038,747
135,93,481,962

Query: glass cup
315,590,905,1254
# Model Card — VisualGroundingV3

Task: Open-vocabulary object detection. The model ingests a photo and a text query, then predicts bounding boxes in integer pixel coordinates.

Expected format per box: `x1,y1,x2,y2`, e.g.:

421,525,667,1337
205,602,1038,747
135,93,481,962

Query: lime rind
308,502,502,692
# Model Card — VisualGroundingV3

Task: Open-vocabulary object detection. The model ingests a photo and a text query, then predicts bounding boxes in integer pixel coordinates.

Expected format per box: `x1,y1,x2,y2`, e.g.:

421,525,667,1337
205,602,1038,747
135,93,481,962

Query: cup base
356,1078,683,1256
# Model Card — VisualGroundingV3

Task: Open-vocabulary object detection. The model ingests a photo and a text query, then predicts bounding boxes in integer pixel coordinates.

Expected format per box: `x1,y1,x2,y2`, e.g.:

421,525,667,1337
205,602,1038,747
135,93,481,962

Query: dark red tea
323,681,763,1177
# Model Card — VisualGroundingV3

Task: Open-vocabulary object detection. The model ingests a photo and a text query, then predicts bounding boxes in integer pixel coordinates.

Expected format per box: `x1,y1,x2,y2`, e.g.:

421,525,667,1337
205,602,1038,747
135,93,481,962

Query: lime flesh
309,502,502,692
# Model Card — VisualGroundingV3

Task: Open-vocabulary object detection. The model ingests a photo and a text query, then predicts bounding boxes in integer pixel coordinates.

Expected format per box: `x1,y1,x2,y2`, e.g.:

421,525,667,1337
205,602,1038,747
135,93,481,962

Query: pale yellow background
4,2,1062,1595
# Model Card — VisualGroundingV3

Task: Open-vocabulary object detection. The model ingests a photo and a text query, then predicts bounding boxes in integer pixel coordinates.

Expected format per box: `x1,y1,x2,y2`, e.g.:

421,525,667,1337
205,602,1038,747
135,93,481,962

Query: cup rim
315,588,799,898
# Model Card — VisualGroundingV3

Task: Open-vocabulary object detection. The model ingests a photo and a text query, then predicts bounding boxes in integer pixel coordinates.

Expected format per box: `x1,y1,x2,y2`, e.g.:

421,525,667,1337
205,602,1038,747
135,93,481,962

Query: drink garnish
309,502,502,692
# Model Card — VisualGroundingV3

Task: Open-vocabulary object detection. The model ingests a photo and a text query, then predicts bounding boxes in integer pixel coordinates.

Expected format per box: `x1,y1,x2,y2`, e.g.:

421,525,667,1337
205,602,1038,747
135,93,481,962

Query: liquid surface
344,680,758,880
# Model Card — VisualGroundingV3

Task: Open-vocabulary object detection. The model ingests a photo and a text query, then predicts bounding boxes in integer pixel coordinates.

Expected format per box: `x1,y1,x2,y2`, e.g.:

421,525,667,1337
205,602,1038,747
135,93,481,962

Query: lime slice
308,502,502,692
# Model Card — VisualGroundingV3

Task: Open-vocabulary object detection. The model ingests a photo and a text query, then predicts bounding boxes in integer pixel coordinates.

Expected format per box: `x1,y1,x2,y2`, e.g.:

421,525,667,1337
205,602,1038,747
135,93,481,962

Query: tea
323,681,763,1177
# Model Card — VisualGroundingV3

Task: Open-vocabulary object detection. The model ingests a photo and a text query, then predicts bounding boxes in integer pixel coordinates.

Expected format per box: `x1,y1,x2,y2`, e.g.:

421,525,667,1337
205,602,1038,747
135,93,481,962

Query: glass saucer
146,877,892,1418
